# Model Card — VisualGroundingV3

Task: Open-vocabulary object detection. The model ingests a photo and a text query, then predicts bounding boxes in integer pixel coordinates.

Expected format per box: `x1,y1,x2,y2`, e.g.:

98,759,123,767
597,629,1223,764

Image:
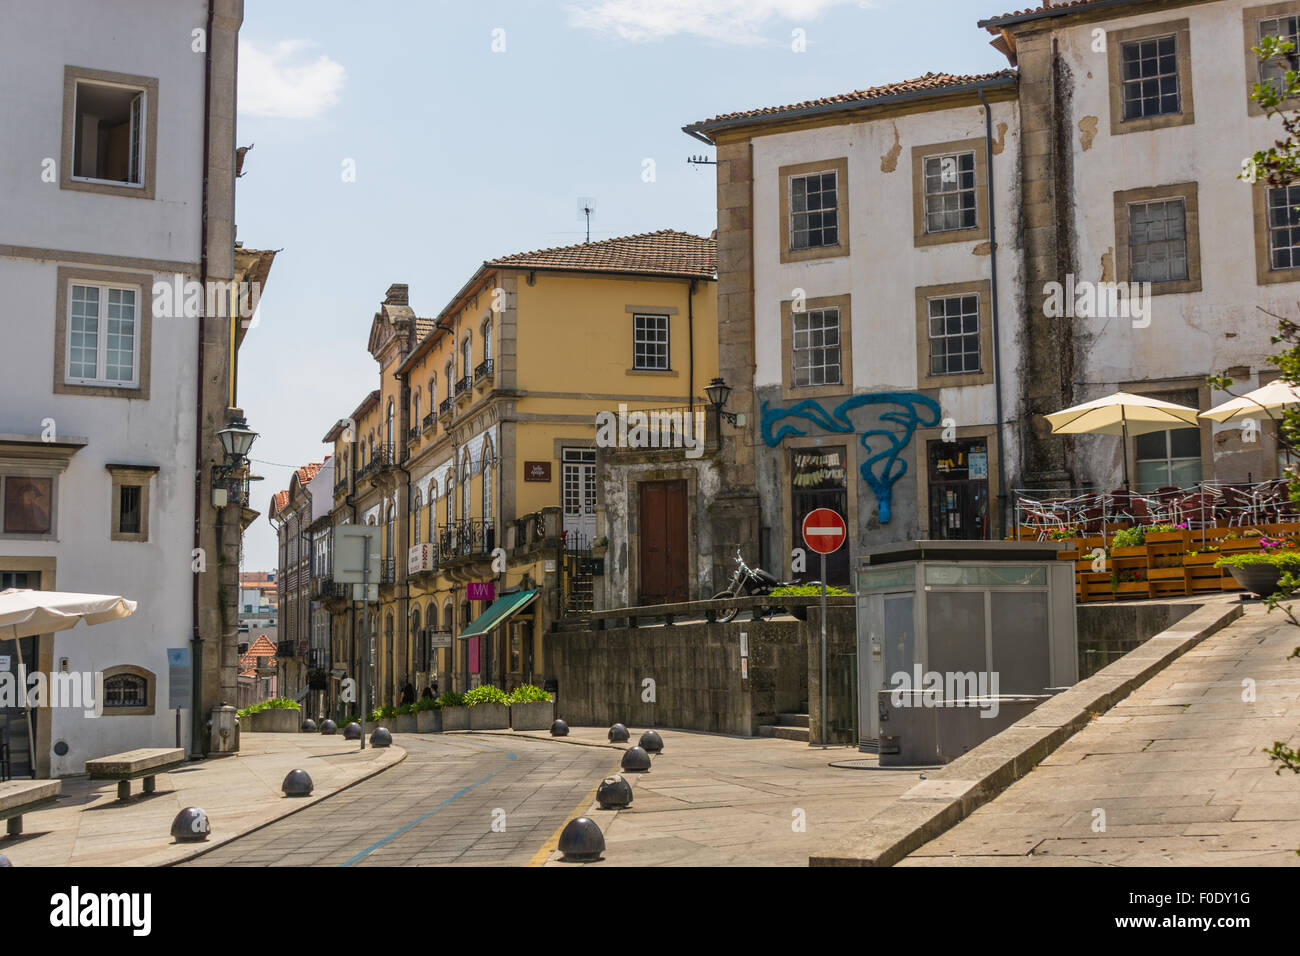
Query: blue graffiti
760,392,941,523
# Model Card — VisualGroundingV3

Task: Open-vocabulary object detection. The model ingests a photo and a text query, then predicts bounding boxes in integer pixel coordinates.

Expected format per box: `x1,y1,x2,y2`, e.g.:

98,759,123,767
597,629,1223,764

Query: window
482,319,493,361
60,67,158,200
412,489,422,544
1121,35,1181,120
922,152,977,233
1136,427,1202,490
482,440,494,523
790,170,839,250
1107,19,1193,133
791,308,842,387
412,391,421,431
1245,6,1300,115
1128,199,1188,282
66,282,140,388
445,470,454,525
1114,184,1201,294
1266,185,1300,269
926,294,982,376
779,158,849,263
633,314,670,370
119,486,141,534
1258,14,1300,89
446,362,454,401
462,336,472,380
99,664,155,716
385,399,394,458
461,453,471,521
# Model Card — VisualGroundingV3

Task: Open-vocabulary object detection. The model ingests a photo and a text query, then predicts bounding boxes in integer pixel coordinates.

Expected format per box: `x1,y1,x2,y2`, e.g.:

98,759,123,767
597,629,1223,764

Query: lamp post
706,376,739,427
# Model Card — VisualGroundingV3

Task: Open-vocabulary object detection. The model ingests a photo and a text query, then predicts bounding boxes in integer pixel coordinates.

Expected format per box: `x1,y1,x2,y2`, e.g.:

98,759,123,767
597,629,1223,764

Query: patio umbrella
0,588,137,777
1199,379,1300,423
1046,391,1201,490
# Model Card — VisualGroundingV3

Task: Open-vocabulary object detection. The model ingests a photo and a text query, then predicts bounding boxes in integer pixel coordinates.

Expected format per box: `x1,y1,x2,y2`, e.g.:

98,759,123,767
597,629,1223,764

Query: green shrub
1214,551,1300,570
435,691,465,709
236,697,300,718
463,685,509,707
395,703,416,716
414,696,439,712
769,584,852,596
1109,527,1145,548
507,684,552,703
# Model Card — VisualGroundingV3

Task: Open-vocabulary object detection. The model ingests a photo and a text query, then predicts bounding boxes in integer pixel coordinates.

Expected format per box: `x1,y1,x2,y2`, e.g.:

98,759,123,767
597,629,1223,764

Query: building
238,570,278,621
320,232,717,708
236,633,277,710
267,461,323,710
0,0,271,776
685,0,1290,585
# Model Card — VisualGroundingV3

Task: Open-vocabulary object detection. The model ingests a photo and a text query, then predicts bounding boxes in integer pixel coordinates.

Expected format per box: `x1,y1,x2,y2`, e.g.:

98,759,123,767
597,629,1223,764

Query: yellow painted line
526,770,612,868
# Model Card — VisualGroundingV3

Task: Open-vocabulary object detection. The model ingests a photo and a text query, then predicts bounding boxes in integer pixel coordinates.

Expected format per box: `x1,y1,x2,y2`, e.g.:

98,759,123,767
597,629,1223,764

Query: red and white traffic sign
801,507,847,555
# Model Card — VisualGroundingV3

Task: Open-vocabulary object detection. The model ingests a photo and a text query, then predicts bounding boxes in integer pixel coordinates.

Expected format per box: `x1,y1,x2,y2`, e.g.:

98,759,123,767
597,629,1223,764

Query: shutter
129,93,143,184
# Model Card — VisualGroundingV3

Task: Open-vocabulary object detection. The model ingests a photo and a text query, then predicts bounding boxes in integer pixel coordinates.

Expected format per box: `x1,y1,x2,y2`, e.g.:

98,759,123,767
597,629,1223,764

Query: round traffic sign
801,508,847,555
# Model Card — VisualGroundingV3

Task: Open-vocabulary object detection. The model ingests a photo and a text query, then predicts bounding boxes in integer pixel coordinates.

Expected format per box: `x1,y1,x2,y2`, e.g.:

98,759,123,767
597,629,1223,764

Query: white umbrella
1046,391,1201,490
0,589,137,777
1199,379,1300,423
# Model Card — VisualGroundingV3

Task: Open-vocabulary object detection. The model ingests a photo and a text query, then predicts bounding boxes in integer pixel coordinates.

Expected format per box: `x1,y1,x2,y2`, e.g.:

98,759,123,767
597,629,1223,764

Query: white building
0,0,265,775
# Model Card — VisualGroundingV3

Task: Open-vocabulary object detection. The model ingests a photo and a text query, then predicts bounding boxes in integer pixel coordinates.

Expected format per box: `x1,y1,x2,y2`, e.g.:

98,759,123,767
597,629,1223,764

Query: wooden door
638,479,688,604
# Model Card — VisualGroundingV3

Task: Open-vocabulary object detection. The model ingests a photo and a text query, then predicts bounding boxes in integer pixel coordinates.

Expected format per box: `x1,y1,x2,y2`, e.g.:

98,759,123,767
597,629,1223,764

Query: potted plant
508,684,554,730
415,695,442,733
364,705,390,736
393,702,418,734
465,684,510,729
436,691,468,731
238,697,301,733
1107,526,1147,557
1215,550,1300,597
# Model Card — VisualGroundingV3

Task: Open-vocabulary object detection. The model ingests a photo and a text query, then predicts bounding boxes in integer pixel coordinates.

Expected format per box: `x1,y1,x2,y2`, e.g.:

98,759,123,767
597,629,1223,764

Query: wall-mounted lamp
706,377,744,427
213,412,259,507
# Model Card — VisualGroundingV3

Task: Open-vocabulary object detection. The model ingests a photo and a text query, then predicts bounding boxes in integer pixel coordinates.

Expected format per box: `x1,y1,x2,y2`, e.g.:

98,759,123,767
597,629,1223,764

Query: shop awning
458,589,538,639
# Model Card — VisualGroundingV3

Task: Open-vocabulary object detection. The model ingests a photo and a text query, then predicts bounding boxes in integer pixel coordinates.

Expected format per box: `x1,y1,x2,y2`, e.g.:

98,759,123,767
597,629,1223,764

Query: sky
235,0,1013,572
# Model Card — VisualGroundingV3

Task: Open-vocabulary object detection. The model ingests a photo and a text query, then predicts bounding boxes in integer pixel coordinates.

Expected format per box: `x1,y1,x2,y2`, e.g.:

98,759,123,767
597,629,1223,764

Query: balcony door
561,447,596,547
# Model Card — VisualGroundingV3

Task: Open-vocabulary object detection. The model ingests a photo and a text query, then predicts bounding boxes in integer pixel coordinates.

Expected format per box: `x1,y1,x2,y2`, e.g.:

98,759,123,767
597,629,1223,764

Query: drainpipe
686,278,696,417
190,0,216,759
979,86,1009,541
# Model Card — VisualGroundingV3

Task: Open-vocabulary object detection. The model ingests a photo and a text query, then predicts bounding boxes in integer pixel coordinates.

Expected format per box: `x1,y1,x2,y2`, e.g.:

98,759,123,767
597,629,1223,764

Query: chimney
384,283,409,307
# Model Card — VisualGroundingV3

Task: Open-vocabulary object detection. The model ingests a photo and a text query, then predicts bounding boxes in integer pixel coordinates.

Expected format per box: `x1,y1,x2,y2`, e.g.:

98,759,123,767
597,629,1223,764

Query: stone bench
0,779,62,837
86,748,185,802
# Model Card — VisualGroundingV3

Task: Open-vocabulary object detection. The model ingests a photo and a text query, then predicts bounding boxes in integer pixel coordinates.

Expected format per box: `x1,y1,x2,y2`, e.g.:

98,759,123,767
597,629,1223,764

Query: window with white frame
1258,15,1300,89
1267,184,1300,270
67,282,140,387
926,294,982,376
922,151,977,233
1128,198,1189,283
482,319,493,362
791,307,842,387
633,314,670,370
790,170,839,250
411,489,422,544
445,470,454,524
482,440,494,522
72,80,146,186
460,454,471,520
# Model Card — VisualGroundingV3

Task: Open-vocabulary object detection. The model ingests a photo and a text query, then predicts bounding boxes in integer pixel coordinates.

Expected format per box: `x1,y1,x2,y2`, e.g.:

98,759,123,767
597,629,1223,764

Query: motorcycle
710,548,814,623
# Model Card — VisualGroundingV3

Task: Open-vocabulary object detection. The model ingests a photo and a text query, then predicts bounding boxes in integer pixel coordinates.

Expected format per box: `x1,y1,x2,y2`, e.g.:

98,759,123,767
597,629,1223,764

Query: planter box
1112,581,1150,598
510,700,554,731
1110,545,1147,558
393,714,418,734
1182,552,1220,567
1144,530,1188,545
250,708,300,733
468,702,510,730
1147,567,1186,580
440,706,469,731
416,709,442,733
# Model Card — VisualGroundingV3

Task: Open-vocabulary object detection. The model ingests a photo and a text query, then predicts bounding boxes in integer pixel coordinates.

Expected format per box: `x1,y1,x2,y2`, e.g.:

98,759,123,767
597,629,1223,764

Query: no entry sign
801,507,846,555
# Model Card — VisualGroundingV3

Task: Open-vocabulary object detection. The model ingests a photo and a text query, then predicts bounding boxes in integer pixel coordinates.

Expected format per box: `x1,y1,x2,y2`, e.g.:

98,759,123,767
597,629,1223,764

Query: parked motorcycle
710,548,814,623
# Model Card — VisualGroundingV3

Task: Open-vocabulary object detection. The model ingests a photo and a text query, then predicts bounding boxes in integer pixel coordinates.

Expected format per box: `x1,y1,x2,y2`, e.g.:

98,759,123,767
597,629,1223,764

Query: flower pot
393,714,418,734
416,709,442,733
468,702,510,730
440,706,469,731
250,708,301,733
1227,564,1283,597
510,700,554,731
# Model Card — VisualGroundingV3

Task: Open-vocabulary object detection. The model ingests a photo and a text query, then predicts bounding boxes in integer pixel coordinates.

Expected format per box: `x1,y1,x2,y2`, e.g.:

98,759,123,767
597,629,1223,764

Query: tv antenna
687,154,717,167
576,197,597,243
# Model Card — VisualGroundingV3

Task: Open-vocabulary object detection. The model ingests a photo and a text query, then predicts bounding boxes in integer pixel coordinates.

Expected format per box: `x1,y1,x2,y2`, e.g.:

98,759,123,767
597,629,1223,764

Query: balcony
437,519,495,564
379,557,396,585
275,639,299,660
407,425,419,442
508,508,563,557
358,445,396,482
474,358,494,386
310,575,335,600
422,411,436,433
439,397,453,418
454,376,472,403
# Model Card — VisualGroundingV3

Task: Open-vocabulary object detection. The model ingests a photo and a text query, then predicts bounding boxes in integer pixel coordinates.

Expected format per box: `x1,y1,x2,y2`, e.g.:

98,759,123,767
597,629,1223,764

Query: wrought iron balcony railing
439,397,453,417
379,557,396,585
407,425,419,442
455,376,472,397
474,358,494,383
437,519,495,563
422,411,436,432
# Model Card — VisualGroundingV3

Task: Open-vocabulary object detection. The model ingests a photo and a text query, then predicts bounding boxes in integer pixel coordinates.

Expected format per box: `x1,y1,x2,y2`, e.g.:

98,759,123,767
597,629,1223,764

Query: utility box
855,540,1076,756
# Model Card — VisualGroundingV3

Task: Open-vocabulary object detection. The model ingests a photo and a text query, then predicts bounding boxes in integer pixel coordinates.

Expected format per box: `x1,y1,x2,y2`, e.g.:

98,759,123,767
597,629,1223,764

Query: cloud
566,0,864,44
238,39,346,119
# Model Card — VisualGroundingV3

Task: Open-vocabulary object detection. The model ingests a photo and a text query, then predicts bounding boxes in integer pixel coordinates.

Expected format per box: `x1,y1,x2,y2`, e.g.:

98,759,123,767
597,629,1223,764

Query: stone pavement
511,727,920,866
185,733,617,866
0,732,403,867
899,602,1300,866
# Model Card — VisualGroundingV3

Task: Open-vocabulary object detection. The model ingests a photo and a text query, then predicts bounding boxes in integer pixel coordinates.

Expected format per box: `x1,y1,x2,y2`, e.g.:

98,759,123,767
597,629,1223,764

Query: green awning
457,589,538,639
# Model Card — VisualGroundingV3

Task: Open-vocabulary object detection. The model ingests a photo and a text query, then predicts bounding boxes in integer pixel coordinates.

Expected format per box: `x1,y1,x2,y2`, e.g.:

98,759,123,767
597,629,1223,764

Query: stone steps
758,724,810,742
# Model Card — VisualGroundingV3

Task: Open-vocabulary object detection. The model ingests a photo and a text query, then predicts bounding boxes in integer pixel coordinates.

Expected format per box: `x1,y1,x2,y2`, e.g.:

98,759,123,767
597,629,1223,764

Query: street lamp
706,377,739,426
213,414,259,508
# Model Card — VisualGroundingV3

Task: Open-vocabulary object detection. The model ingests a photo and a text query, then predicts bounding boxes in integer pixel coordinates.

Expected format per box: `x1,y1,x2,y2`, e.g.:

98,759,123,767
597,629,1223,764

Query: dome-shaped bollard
557,817,605,862
171,807,210,843
621,746,652,773
639,730,664,753
343,722,362,740
320,719,338,735
0,855,11,867
371,727,393,748
596,774,634,810
282,769,314,797
301,718,317,733
550,719,569,737
608,723,629,743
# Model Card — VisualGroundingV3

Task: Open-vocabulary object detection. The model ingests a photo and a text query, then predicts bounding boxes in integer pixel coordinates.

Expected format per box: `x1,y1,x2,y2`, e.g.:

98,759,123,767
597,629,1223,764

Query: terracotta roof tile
686,71,1016,132
272,490,288,514
979,0,1121,30
485,229,716,279
294,462,323,485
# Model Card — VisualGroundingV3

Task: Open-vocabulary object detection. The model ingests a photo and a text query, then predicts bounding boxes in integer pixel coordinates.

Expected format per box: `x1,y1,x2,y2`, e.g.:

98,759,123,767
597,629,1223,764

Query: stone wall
1076,601,1200,679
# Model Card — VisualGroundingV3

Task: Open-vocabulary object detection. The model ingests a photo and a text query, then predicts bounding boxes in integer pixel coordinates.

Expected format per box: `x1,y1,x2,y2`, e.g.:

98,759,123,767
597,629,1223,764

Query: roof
684,71,1017,141
239,634,278,677
485,230,716,280
323,390,381,443
271,490,288,514
294,462,323,486
979,0,1133,30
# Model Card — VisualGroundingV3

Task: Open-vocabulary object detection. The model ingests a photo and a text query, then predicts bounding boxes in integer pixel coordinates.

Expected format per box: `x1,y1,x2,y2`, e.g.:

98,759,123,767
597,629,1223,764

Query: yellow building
324,232,717,705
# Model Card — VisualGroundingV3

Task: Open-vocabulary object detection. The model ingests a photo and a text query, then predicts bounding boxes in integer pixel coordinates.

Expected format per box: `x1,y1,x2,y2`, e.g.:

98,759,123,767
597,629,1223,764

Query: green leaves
507,684,552,703
463,685,509,707
236,697,300,718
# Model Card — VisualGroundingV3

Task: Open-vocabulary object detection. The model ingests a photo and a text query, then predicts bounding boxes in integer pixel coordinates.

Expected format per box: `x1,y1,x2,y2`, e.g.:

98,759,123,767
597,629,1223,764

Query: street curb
808,600,1244,867
162,744,408,867
460,730,628,751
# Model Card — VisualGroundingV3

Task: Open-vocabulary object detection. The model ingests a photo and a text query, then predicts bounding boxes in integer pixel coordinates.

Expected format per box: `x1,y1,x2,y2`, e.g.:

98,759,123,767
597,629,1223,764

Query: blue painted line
338,738,518,867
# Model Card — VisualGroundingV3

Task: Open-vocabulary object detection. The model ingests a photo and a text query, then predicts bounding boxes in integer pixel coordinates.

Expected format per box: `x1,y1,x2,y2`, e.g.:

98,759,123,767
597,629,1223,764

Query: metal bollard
170,807,210,843
343,722,362,741
282,769,314,797
371,727,393,748
320,719,338,735
608,723,630,743
596,774,633,810
301,719,317,733
639,730,664,753
557,817,605,862
550,719,569,737
620,746,652,773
